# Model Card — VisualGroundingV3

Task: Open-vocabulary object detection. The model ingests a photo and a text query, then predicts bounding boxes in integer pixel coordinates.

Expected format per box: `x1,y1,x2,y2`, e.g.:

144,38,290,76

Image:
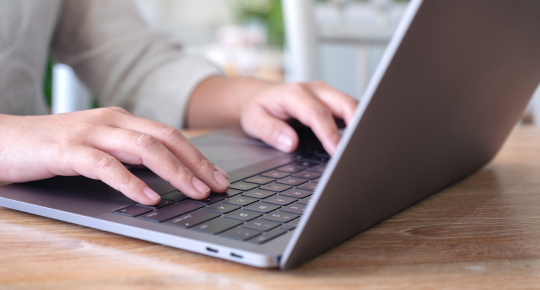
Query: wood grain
2,127,540,289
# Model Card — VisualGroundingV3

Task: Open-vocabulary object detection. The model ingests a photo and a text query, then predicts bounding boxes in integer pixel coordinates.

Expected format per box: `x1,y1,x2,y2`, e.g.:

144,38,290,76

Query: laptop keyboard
113,149,328,245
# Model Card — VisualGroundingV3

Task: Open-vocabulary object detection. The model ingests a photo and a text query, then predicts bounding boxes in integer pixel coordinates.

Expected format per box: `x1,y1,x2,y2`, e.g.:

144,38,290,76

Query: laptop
2,0,540,270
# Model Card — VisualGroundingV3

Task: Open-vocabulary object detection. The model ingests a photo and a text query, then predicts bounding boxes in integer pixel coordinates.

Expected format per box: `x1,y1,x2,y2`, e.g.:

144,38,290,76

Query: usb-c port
206,247,218,253
230,252,243,259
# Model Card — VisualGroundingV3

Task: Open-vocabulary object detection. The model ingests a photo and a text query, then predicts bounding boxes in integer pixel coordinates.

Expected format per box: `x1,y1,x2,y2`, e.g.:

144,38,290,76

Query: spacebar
227,156,295,183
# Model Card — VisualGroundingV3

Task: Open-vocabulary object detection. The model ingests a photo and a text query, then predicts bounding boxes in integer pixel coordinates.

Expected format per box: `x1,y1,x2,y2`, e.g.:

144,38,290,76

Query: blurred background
48,0,540,125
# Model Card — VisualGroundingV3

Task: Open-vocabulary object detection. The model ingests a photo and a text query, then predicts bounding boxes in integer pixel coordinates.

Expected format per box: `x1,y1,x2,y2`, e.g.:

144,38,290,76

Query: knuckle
285,83,308,97
91,107,116,119
135,134,160,152
119,175,139,189
195,155,214,171
109,106,129,114
96,155,117,172
159,125,182,140
174,163,192,178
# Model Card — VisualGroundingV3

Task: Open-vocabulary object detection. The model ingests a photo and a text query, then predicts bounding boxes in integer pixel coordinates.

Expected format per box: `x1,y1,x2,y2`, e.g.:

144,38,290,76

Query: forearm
185,76,275,128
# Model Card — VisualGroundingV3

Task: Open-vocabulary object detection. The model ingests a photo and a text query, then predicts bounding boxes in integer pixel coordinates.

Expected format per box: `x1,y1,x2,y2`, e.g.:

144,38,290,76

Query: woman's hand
240,81,358,155
187,77,359,155
0,108,230,205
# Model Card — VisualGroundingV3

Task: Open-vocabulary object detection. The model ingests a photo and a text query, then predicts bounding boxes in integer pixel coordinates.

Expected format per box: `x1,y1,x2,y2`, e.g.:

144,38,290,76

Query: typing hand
240,81,358,155
0,108,229,205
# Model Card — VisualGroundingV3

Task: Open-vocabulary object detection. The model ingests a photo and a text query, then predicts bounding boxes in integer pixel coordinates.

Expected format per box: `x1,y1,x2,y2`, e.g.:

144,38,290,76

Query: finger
265,84,341,155
87,127,212,199
307,81,359,124
69,147,161,205
104,115,229,193
215,166,229,179
241,105,299,153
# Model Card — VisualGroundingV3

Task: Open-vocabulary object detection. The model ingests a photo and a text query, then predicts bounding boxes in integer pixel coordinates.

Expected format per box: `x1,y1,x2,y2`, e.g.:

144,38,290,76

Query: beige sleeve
51,0,222,128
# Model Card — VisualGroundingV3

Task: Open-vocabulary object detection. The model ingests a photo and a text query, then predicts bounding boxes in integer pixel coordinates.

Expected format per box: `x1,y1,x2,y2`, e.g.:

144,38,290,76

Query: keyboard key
291,171,321,180
280,219,300,231
138,201,204,222
242,219,281,232
249,228,287,245
244,176,275,184
311,177,321,183
306,165,326,174
262,195,297,206
261,170,290,178
297,196,312,205
223,195,258,206
211,189,242,197
262,210,300,223
242,188,276,199
300,155,329,163
229,181,258,191
137,199,175,209
243,201,281,213
164,210,220,229
203,202,240,214
113,205,151,217
312,154,330,161
260,182,292,192
188,195,224,205
294,160,319,168
276,164,305,173
191,217,242,235
279,188,312,199
160,190,188,202
220,227,261,241
224,209,262,221
281,203,306,215
312,150,330,159
296,183,317,191
276,177,308,186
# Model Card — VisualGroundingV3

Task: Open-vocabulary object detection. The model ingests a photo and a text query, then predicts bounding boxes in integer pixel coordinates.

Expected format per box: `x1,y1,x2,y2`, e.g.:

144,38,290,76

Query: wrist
230,77,277,111
186,76,277,128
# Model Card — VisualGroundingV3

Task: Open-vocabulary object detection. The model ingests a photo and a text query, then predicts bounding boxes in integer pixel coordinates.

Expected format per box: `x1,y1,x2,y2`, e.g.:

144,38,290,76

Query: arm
0,1,356,208
51,0,220,128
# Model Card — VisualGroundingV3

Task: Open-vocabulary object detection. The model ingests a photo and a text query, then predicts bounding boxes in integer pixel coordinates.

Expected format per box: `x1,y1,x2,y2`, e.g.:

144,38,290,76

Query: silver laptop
2,0,540,270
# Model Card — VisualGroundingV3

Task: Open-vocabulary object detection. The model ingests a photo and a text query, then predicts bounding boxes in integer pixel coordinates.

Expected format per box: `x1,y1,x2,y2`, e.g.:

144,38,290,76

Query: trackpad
190,133,288,173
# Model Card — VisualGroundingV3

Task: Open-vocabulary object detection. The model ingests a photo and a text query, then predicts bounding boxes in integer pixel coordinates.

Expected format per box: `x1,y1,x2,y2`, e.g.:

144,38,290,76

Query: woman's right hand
0,107,230,205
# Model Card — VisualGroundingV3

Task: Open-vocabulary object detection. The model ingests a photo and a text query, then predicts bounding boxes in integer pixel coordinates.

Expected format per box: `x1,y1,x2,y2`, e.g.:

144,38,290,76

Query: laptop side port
206,247,218,253
230,252,243,259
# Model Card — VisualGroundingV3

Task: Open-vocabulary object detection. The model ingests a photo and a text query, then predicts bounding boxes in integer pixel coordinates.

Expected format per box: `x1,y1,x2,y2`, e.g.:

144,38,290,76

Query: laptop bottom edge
0,197,280,268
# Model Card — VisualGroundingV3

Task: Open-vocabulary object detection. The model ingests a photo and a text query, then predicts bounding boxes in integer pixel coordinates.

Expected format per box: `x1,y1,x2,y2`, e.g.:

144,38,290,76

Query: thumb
241,106,299,153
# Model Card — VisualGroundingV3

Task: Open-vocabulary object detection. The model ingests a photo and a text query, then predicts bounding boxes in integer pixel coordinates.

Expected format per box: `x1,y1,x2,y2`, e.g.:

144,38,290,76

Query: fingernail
328,144,337,156
143,187,161,201
213,170,230,187
277,133,294,152
329,135,341,155
192,177,210,195
215,166,229,179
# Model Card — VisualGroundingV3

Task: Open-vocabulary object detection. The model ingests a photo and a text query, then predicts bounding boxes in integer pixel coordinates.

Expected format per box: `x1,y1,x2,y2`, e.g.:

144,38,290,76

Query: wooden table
2,127,540,289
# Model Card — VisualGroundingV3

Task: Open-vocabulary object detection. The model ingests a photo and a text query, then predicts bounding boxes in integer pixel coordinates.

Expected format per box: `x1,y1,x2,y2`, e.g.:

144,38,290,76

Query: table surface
2,127,540,289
